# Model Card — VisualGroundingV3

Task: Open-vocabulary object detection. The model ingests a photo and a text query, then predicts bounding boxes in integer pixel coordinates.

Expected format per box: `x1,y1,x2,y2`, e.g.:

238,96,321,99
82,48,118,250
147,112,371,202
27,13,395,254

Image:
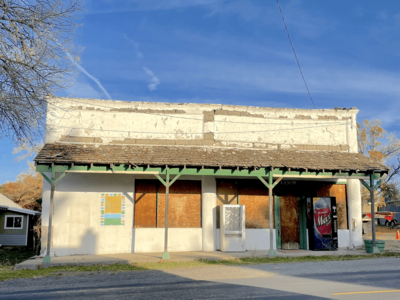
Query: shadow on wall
53,228,98,257
54,173,135,194
43,173,135,256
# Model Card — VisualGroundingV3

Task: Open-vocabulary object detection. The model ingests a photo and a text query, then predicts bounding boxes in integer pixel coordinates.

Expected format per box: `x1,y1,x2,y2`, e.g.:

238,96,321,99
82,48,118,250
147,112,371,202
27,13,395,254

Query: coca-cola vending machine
307,197,338,250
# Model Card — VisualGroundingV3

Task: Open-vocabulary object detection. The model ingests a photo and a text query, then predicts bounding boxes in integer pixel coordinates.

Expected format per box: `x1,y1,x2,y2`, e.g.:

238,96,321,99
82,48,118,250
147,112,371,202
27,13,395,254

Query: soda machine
307,197,338,250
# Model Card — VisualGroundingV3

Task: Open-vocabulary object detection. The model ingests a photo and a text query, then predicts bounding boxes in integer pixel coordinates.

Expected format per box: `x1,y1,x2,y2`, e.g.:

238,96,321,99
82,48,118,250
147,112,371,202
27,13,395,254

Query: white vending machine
220,204,246,252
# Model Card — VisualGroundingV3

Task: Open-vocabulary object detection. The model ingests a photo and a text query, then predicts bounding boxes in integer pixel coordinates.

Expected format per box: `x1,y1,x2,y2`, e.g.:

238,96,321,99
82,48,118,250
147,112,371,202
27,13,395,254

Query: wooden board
317,184,348,229
216,180,238,228
280,195,300,250
158,180,202,228
134,180,157,228
239,180,269,228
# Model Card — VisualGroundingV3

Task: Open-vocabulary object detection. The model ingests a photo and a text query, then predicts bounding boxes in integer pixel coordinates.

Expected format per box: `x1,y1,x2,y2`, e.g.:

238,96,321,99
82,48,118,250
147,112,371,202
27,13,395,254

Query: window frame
4,215,24,230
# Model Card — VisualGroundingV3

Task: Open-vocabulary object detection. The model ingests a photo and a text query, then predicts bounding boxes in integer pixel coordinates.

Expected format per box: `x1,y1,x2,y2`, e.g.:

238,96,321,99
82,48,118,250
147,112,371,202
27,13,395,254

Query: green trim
298,197,307,250
42,255,51,264
272,177,284,189
162,251,170,260
39,172,51,184
39,169,68,186
274,196,281,250
269,170,273,187
54,172,67,185
360,179,371,192
169,173,182,187
374,179,384,191
51,167,55,181
35,164,380,179
336,181,348,185
156,175,167,187
257,175,270,188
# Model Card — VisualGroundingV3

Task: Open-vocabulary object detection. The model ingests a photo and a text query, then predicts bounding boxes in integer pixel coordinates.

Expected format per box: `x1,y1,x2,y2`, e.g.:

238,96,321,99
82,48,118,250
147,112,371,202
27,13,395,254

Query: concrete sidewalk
15,249,370,270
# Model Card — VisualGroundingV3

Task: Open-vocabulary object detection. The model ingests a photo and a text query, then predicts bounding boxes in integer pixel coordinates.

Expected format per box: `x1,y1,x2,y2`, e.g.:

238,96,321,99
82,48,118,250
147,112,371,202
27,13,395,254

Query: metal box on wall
220,205,245,252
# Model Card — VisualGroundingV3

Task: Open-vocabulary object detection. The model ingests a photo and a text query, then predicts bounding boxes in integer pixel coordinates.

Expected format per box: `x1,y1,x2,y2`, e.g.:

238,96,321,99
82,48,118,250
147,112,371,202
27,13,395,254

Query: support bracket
374,179,384,191
257,175,270,189
155,175,167,187
39,172,51,185
272,177,284,189
169,173,182,187
55,172,68,185
360,179,371,192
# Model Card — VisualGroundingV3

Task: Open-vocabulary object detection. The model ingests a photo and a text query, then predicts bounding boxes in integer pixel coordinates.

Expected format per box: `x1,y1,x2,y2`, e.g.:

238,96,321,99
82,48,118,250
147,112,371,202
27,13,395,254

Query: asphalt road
1,257,400,299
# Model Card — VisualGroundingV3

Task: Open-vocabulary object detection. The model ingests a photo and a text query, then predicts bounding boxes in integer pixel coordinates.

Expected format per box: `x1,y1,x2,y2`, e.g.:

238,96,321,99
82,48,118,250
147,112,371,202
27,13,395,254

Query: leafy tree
0,0,83,143
357,119,400,206
0,167,42,211
0,140,43,210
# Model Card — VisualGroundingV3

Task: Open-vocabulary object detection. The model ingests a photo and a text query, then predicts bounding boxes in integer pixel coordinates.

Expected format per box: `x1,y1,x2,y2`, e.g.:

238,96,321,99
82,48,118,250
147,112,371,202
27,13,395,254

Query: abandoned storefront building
34,98,388,261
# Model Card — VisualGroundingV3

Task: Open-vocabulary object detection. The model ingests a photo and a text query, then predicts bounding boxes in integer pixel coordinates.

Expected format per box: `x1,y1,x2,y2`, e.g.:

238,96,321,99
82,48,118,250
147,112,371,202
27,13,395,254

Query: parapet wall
45,98,359,153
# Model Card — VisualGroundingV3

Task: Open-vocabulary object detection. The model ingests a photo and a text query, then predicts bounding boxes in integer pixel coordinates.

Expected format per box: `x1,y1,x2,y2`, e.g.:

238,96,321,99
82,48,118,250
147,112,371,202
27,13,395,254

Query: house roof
0,194,21,209
0,205,41,216
34,143,389,173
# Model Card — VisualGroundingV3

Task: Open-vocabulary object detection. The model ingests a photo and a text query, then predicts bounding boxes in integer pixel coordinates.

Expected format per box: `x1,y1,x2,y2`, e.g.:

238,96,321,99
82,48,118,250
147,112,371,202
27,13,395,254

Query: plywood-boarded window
317,184,348,229
134,180,157,228
216,180,270,229
216,180,238,228
239,180,270,228
158,180,202,228
134,180,202,228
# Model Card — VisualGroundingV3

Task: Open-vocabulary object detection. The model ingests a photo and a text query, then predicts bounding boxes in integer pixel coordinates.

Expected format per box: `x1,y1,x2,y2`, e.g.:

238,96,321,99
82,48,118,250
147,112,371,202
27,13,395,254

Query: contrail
123,35,144,59
123,34,161,91
65,52,112,100
143,67,160,91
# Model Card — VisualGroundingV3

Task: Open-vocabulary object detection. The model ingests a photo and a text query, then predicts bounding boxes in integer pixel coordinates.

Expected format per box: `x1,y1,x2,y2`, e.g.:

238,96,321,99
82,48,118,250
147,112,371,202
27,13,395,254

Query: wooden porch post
39,167,68,264
155,168,182,260
257,170,283,258
268,170,275,257
162,169,170,259
361,173,383,254
370,173,378,252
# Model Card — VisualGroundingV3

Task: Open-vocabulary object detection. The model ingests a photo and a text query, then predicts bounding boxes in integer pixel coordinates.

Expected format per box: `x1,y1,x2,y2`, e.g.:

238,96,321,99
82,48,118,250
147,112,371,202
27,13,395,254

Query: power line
276,0,316,109
56,122,347,135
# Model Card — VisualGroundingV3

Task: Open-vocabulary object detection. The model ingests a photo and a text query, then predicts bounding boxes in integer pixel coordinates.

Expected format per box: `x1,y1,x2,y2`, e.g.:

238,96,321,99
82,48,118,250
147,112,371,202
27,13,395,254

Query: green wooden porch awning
34,143,388,176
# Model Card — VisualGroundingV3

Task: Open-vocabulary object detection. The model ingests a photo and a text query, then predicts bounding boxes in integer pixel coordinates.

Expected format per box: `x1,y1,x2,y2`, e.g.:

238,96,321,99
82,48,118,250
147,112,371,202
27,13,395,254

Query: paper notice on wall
100,193,126,226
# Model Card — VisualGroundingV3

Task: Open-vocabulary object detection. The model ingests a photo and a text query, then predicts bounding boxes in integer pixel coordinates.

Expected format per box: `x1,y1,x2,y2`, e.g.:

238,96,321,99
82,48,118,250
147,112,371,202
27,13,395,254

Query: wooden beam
360,179,371,192
39,172,51,185
155,175,167,187
374,179,384,191
257,175,270,189
272,177,284,189
169,173,182,187
54,172,68,185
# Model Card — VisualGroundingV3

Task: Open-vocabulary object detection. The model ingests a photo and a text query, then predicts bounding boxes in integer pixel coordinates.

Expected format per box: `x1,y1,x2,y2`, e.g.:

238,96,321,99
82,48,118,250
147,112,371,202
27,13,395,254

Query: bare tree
358,119,400,205
0,0,83,143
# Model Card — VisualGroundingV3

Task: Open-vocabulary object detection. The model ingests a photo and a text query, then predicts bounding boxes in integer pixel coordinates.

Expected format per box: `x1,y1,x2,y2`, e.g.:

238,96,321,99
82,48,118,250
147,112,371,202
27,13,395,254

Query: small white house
0,194,41,246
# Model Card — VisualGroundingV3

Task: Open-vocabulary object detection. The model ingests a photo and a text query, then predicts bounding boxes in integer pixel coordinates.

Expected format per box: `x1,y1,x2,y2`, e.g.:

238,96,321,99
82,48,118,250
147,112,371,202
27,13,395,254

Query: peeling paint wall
46,98,358,153
42,98,362,255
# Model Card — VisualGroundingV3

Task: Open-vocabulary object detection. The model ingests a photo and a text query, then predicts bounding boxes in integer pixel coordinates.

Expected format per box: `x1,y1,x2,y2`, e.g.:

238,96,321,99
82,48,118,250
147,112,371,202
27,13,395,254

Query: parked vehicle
378,200,400,228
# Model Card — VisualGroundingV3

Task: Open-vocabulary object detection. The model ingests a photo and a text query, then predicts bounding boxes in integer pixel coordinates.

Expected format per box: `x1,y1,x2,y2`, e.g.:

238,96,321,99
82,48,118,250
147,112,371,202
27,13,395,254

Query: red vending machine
307,197,338,250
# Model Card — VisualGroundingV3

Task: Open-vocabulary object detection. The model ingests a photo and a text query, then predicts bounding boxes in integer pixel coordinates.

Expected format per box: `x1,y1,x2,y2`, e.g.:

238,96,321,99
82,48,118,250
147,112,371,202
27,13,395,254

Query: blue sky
1,0,400,184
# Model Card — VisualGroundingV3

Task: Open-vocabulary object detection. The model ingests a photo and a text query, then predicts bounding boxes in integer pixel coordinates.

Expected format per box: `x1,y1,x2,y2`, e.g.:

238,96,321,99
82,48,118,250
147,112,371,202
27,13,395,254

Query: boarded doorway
280,195,300,250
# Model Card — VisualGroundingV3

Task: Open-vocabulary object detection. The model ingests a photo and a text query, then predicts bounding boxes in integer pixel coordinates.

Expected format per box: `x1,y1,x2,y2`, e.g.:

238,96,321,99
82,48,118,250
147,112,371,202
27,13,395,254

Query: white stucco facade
40,98,365,256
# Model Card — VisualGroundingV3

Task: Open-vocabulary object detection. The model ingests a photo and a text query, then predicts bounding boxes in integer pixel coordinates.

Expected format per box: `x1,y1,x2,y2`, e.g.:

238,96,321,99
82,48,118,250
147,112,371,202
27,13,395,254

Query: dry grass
3,252,400,281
